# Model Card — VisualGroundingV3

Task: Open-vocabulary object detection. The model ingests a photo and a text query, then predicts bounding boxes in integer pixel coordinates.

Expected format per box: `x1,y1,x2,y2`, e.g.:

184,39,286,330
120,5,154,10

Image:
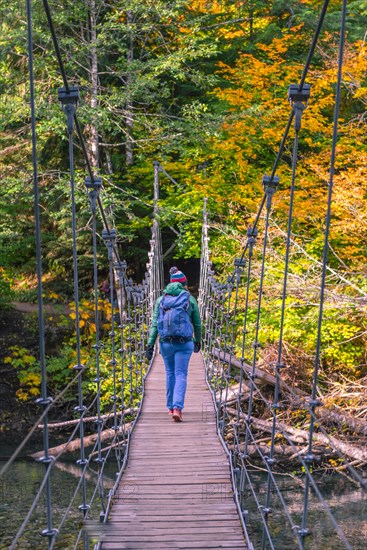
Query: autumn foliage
1,0,367,401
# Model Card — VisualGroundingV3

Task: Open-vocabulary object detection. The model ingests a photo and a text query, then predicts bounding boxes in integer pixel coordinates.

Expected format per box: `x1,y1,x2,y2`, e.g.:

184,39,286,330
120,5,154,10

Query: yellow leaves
13,366,41,402
4,356,12,364
16,389,28,401
68,299,106,340
47,291,61,301
353,87,367,101
26,372,41,385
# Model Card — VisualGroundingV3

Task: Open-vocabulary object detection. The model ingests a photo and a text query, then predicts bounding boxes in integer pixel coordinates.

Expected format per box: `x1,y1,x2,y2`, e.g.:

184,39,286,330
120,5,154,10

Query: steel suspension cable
237,227,257,425
222,265,243,435
59,88,89,528
198,2,356,547
87,178,104,466
23,5,166,549
300,0,347,543
115,261,128,435
261,94,308,549
244,181,277,457
26,1,54,544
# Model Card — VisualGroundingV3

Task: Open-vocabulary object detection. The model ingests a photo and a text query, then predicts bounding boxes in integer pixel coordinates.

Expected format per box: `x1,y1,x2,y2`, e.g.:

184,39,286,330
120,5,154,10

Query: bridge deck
102,352,248,549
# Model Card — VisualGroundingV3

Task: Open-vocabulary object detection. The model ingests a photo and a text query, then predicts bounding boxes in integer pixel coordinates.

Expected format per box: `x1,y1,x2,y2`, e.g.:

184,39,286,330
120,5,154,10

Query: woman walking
145,267,201,422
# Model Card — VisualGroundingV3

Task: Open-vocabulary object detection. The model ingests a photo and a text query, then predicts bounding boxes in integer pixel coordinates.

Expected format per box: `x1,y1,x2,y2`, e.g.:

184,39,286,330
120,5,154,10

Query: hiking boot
172,408,182,422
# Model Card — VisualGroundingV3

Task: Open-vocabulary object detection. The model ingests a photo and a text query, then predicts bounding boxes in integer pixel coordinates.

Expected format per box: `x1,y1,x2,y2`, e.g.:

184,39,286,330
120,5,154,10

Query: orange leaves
202,19,367,272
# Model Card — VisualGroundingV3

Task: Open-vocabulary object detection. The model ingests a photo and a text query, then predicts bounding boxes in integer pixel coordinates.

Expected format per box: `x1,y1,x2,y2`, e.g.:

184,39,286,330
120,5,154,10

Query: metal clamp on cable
85,176,102,214
153,160,163,172
262,175,279,211
115,260,127,289
288,83,310,132
234,257,246,283
246,225,258,257
58,86,79,134
102,228,117,260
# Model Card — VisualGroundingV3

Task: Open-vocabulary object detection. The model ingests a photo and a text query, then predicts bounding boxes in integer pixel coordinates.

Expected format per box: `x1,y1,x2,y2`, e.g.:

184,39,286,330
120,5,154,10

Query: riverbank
0,305,71,441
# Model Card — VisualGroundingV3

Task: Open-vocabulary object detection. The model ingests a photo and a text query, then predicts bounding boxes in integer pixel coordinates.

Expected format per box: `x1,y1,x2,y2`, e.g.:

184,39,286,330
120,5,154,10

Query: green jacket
147,282,202,347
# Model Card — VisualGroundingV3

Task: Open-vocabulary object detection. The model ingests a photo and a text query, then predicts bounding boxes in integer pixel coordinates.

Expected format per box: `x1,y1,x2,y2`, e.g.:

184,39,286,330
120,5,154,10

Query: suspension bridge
1,0,366,548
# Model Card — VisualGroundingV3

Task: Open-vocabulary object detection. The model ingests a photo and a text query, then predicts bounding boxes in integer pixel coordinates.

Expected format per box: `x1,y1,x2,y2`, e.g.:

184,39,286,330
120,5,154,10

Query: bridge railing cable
199,1,364,548
7,1,165,548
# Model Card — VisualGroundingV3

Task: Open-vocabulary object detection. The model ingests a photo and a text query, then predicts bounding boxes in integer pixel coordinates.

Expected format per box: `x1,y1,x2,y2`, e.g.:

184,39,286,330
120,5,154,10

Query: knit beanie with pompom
169,266,187,285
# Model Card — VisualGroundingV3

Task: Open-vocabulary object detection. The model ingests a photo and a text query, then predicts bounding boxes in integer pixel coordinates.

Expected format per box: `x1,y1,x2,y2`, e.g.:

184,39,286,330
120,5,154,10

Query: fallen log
228,443,313,459
316,408,367,438
31,424,131,460
37,409,137,430
212,348,306,397
226,407,367,464
215,348,367,437
216,382,250,404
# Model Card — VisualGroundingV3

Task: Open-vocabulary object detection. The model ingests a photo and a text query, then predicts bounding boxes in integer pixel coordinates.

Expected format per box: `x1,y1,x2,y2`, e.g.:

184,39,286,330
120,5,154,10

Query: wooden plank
104,531,246,538
110,520,242,525
102,542,247,549
104,536,247,544
110,507,240,515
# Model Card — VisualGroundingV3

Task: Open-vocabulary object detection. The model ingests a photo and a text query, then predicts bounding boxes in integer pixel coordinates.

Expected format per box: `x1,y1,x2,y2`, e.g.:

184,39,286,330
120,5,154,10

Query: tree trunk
88,0,99,168
125,9,134,166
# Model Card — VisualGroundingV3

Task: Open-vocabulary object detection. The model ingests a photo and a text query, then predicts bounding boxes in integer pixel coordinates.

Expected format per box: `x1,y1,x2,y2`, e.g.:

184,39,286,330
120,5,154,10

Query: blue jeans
159,340,194,411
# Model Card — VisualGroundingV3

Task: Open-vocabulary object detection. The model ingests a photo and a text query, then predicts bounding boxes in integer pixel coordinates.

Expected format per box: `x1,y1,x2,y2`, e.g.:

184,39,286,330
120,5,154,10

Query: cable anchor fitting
115,260,127,289
41,528,59,539
288,83,310,132
58,86,79,135
246,226,258,257
234,257,246,282
102,228,117,260
262,175,279,211
85,176,102,214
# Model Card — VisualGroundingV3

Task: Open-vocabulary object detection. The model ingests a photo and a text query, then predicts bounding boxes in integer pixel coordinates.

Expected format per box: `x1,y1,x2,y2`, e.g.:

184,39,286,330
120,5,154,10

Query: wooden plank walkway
102,352,248,549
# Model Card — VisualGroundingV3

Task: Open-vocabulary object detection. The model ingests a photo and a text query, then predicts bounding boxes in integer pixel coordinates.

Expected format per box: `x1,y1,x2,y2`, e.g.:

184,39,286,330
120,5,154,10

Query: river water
0,455,366,549
0,455,117,550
